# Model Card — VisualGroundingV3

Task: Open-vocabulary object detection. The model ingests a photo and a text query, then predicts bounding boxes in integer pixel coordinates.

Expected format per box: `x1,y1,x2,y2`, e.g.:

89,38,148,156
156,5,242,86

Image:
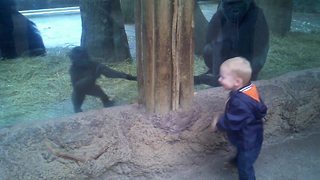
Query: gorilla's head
221,0,253,23
68,46,90,66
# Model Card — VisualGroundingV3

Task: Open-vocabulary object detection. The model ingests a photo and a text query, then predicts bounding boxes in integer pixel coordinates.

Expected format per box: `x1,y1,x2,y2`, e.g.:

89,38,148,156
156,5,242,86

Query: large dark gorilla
194,0,269,86
0,0,46,59
69,46,137,113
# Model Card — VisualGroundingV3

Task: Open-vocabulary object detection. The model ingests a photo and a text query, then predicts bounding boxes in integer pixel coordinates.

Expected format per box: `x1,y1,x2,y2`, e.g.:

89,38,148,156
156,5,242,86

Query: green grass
0,47,137,126
259,32,320,79
0,32,320,126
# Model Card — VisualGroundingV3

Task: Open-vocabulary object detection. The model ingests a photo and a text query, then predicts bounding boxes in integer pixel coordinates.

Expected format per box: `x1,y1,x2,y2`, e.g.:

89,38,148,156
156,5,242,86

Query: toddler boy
212,57,267,180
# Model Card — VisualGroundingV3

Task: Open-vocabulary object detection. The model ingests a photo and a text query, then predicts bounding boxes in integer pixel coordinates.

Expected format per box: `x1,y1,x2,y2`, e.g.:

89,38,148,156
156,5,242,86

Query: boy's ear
235,77,244,86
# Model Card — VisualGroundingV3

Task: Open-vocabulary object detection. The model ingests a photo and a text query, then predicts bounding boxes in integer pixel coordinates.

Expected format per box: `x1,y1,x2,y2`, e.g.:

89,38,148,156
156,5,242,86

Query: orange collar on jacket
239,83,260,102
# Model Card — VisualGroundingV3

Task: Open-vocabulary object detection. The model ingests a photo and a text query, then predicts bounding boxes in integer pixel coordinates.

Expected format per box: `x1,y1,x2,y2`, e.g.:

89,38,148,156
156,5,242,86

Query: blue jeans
236,146,262,180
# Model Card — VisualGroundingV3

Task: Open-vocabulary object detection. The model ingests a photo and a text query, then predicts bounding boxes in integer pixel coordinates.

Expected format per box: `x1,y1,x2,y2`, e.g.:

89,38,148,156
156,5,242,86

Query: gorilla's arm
97,64,137,81
251,8,269,77
205,10,223,44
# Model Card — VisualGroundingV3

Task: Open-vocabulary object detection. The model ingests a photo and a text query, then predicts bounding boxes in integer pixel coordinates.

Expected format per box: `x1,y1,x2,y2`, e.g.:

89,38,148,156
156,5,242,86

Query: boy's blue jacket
217,83,267,150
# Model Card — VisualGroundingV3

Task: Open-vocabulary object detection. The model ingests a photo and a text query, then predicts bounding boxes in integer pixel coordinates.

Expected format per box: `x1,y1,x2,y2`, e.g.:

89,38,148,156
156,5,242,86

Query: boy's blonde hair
221,57,252,84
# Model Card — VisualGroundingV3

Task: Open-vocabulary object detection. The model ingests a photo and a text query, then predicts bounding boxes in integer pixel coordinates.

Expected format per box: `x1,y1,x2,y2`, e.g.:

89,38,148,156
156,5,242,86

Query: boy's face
218,65,242,91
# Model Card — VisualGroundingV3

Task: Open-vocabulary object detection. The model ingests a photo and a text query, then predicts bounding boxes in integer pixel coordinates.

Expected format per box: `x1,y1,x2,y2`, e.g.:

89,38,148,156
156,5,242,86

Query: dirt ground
163,127,320,180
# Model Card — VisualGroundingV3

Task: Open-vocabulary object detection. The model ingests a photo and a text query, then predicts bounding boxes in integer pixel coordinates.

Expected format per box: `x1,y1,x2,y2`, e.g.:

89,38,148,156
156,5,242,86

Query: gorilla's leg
87,85,114,107
72,90,85,113
250,51,268,81
203,43,214,71
194,43,220,86
252,66,263,80
27,19,46,56
97,64,137,81
251,71,259,81
194,43,218,86
212,40,229,77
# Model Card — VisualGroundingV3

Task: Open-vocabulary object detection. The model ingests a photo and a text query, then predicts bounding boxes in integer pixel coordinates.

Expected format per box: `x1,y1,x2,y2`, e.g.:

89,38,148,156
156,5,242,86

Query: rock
0,68,320,179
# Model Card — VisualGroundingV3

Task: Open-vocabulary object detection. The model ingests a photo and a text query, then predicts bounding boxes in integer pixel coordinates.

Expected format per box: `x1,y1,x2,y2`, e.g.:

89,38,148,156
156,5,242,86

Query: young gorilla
69,46,136,113
194,0,269,86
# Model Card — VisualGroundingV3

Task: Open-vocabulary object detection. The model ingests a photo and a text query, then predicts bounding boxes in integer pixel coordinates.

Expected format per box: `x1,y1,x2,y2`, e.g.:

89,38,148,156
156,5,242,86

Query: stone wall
0,68,319,179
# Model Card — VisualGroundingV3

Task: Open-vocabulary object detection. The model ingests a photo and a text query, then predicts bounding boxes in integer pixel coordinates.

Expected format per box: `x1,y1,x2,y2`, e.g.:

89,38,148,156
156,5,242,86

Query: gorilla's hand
126,74,137,81
95,64,105,78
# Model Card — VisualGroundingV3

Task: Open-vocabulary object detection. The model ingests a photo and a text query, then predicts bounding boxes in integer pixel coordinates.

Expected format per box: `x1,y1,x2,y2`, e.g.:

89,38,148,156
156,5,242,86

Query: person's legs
237,146,262,180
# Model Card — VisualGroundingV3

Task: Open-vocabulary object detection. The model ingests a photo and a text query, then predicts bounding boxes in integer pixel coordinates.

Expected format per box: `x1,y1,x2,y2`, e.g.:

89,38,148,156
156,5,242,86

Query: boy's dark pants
236,145,262,180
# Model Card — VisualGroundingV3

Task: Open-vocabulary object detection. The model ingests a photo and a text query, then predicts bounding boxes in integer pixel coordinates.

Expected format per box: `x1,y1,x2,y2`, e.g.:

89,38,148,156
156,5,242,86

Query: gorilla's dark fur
0,0,46,59
195,0,269,86
69,46,137,113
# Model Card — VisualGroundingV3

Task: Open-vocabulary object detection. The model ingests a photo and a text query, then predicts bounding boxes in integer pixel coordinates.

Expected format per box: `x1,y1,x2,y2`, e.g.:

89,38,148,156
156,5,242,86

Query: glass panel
0,0,319,126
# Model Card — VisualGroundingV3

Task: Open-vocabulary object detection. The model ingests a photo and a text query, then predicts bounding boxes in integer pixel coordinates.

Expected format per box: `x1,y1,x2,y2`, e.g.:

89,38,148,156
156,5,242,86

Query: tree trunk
256,0,293,36
136,0,194,114
194,1,209,56
80,0,131,62
120,0,209,56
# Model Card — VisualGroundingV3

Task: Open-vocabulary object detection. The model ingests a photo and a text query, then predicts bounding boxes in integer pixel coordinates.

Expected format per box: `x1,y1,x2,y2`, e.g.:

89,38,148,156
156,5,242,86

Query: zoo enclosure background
15,0,320,14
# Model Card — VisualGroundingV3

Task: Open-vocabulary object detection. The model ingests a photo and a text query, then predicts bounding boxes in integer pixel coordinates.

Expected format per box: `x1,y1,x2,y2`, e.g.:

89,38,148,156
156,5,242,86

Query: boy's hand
211,114,220,132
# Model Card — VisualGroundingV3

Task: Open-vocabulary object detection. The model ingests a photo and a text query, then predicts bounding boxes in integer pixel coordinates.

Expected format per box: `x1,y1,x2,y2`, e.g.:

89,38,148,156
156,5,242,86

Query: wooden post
136,0,194,113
